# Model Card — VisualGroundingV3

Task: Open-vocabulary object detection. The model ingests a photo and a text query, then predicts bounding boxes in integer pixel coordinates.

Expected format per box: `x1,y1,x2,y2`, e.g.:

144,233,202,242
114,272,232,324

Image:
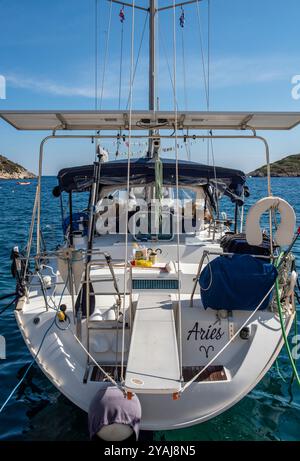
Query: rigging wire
0,320,54,414
118,5,125,110
180,8,188,111
94,0,100,162
156,0,159,112
116,4,125,157
94,0,99,111
172,0,183,382
0,297,18,315
121,0,135,383
206,0,219,218
207,0,211,111
0,292,17,302
159,27,180,112
195,0,209,107
179,7,191,161
195,0,219,218
99,0,113,111
0,273,70,414
125,11,148,110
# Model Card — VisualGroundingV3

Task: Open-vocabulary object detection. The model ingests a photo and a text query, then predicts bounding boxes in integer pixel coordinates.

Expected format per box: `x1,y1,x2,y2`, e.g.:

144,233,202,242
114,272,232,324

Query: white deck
125,294,181,394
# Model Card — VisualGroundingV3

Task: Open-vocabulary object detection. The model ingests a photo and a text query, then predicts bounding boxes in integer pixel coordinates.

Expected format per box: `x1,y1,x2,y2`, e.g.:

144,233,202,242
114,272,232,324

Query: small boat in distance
16,181,31,185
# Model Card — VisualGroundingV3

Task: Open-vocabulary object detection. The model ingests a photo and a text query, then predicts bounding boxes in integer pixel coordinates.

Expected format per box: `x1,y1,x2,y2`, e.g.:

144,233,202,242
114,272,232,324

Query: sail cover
56,158,246,205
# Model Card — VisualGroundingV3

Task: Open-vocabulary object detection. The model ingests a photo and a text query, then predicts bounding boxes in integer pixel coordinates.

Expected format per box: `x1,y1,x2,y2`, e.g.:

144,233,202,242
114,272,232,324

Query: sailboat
1,0,300,441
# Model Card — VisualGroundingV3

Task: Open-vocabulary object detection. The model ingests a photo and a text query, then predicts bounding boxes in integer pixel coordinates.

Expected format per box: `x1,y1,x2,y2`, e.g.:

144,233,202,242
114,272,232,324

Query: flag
119,7,125,23
179,8,185,28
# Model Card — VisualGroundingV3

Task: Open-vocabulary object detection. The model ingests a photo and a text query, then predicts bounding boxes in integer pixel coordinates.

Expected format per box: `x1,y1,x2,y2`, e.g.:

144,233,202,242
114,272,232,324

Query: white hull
15,241,294,431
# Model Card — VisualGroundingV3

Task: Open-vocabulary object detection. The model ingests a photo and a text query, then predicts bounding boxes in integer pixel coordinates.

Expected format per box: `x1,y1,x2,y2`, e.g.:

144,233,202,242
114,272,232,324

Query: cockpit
54,157,247,244
94,185,208,241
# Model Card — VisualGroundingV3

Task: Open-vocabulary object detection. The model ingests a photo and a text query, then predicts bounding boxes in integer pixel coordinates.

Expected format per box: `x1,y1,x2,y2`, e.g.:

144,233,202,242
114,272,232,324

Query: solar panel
1,110,300,131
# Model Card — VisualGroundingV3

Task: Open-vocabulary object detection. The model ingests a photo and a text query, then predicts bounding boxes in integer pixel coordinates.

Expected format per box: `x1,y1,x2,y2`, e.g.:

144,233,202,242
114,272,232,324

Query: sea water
0,177,299,441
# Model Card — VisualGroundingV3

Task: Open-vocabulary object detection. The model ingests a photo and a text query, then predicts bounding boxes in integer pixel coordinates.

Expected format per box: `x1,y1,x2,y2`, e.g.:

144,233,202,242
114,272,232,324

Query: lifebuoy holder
245,196,296,247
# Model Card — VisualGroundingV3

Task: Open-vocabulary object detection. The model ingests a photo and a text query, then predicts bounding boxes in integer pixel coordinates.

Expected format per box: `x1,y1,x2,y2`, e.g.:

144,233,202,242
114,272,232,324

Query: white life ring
245,196,296,247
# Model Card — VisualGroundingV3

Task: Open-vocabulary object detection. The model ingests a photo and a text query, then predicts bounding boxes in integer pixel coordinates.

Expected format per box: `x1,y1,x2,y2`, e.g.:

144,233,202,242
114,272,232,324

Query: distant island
0,154,35,179
248,153,300,177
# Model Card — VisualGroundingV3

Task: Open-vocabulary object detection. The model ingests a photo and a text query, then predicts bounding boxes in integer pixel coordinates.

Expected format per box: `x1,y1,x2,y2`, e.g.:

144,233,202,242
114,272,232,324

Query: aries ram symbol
199,345,214,358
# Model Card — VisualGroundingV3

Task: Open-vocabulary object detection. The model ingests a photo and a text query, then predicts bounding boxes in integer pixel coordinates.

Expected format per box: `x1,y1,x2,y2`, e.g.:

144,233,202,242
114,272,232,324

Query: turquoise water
0,177,299,441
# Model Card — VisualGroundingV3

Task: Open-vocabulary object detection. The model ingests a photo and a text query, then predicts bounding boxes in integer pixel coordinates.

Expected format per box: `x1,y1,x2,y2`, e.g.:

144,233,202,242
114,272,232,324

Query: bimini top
56,158,246,205
1,110,300,131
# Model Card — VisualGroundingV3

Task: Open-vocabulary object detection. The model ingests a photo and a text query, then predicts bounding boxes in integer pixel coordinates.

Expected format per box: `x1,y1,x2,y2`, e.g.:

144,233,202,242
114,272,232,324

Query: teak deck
90,365,227,383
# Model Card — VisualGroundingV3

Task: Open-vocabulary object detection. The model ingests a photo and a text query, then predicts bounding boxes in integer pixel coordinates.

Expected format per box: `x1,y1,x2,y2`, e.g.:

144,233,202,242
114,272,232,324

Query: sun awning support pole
234,203,239,234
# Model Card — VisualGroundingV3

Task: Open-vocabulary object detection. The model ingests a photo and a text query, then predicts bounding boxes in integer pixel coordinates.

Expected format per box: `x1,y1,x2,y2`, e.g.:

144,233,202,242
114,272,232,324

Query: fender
245,196,296,247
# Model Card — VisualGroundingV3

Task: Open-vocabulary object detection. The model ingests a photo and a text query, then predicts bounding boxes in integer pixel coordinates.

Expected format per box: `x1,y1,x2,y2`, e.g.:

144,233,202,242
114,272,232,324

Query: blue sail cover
199,255,278,311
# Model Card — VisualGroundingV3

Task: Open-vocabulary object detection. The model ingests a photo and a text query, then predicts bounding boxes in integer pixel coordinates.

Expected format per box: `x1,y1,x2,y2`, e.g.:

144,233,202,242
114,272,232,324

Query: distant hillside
248,153,300,177
0,154,35,179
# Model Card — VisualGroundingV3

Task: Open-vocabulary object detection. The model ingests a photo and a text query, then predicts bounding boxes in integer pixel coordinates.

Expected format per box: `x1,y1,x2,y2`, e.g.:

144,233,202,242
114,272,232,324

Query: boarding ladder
81,253,132,382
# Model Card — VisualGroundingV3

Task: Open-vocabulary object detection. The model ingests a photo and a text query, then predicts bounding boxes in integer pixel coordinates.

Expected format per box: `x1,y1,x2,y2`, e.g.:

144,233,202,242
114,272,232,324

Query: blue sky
1,0,300,175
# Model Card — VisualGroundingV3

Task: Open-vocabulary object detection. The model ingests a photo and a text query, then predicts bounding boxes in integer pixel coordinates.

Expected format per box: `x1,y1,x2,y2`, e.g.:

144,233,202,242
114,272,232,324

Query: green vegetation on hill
0,154,35,179
248,153,300,177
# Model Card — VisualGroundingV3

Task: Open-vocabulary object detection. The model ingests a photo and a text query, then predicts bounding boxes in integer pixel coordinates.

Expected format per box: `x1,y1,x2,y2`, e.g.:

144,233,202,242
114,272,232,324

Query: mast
148,0,157,157
108,0,201,159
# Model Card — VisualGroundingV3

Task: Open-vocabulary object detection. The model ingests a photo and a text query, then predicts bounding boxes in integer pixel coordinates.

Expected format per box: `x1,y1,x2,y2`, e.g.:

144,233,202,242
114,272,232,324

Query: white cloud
209,55,292,88
5,54,298,102
157,54,297,90
7,74,99,98
6,63,146,103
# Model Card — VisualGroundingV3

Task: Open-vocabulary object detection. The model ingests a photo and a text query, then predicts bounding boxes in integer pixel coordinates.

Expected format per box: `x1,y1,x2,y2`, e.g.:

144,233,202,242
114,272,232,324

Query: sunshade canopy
1,110,300,131
56,158,246,205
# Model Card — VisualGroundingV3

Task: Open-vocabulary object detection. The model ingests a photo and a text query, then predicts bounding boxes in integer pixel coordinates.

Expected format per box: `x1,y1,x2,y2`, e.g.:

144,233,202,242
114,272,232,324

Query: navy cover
57,158,246,205
199,254,278,311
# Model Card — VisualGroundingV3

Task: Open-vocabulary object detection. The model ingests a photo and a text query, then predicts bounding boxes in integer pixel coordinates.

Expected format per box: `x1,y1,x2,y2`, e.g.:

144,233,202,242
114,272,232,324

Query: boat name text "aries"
187,322,225,341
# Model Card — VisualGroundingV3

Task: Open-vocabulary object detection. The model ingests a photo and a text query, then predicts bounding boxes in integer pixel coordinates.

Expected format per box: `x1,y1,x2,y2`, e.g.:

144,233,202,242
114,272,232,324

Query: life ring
245,196,296,247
